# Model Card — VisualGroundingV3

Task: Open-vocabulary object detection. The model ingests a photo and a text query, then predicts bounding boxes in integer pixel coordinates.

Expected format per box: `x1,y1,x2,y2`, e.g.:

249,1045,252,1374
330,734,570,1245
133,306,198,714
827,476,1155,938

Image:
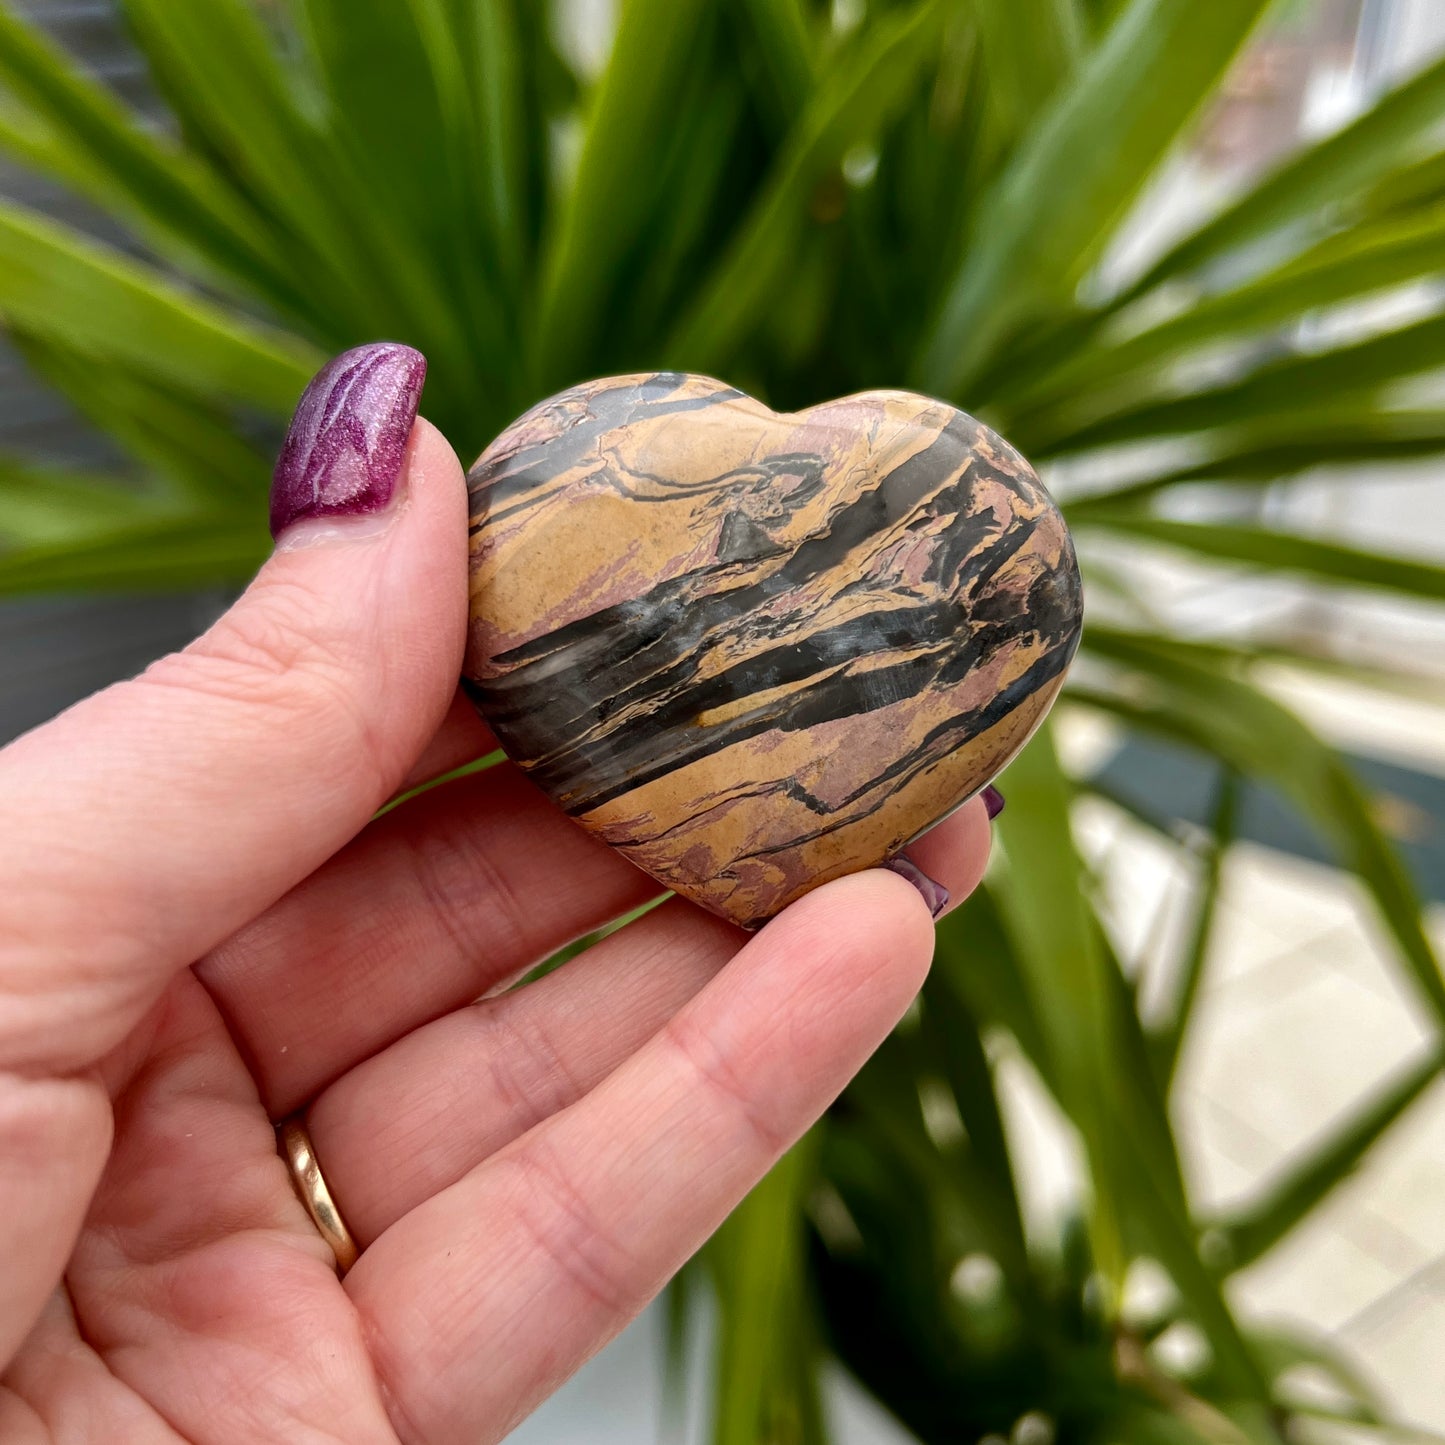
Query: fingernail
982,785,1006,820
884,855,950,919
269,342,427,540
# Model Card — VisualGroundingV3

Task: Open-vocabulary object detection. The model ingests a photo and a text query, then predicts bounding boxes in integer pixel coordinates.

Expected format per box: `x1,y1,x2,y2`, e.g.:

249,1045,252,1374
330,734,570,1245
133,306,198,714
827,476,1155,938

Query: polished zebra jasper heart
462,372,1083,928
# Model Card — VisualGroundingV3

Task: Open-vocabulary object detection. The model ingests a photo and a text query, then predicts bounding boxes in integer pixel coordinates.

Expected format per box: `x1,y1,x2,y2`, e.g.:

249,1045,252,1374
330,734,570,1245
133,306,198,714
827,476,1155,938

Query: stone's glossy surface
463,372,1083,928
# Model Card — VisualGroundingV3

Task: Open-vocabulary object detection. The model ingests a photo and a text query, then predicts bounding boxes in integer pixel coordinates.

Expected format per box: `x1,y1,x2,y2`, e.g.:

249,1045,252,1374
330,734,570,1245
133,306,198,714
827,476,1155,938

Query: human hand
0,345,993,1444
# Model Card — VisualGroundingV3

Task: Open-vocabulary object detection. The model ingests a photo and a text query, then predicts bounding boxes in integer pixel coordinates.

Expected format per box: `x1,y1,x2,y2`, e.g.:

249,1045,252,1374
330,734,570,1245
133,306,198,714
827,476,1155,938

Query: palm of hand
0,423,988,1444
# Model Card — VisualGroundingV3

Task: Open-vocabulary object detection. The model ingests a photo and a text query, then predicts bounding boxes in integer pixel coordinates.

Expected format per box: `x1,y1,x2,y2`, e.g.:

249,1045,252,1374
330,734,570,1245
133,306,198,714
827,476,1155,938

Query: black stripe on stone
470,459,1080,811
473,417,986,770
599,636,1080,859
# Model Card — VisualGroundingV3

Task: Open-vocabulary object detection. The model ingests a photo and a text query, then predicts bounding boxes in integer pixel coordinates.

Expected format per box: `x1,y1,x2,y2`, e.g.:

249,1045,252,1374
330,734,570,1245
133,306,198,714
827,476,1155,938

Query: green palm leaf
1127,49,1445,299
0,200,317,410
916,0,1272,397
1073,514,1445,601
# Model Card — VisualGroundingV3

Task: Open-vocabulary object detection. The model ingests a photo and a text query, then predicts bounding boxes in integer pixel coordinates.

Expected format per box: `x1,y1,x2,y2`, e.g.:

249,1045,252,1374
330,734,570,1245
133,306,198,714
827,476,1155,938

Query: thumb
0,342,469,1075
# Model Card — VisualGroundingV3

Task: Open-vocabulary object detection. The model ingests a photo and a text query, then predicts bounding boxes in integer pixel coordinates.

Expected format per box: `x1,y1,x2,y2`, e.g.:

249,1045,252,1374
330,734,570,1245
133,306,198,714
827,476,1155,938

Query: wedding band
278,1117,359,1274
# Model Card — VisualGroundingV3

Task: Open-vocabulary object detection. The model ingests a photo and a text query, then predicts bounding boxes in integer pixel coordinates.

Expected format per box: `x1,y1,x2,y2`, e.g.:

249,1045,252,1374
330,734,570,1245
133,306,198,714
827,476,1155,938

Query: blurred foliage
2,0,1445,1440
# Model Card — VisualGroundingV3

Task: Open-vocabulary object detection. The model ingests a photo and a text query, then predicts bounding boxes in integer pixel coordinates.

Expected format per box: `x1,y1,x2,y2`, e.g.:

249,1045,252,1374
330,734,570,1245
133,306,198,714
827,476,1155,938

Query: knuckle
186,574,347,687
474,1003,584,1134
502,1138,641,1323
664,1012,790,1158
404,817,531,982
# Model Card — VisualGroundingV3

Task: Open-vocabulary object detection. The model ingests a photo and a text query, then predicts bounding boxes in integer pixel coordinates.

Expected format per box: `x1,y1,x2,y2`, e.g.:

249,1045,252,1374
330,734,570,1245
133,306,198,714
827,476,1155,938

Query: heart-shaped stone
463,372,1082,928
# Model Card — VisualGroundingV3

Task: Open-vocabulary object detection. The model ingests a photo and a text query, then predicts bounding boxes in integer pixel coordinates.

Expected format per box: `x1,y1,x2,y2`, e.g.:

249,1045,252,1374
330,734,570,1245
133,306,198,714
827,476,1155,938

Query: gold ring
278,1117,359,1274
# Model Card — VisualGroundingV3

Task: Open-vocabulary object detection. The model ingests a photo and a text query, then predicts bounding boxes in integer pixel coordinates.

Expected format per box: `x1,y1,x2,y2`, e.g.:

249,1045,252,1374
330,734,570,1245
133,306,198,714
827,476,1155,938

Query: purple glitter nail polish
269,342,427,539
982,785,1005,820
884,855,950,919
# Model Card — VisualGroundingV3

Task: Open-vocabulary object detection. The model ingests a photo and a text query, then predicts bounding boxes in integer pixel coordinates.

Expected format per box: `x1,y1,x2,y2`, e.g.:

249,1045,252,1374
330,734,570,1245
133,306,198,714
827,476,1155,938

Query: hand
0,346,992,1444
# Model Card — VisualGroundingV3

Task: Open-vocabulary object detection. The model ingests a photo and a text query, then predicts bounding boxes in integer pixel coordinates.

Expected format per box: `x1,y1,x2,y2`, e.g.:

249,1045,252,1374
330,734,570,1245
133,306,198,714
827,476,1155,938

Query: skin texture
0,414,993,1444
464,372,1080,926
